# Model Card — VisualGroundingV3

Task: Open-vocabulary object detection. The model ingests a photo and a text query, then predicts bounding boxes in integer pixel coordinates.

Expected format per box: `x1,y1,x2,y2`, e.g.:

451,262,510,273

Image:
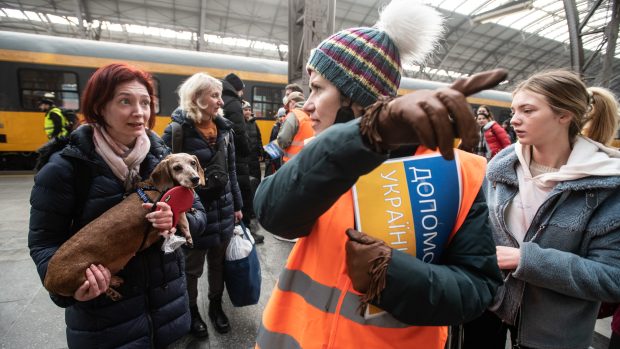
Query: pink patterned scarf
92,124,151,191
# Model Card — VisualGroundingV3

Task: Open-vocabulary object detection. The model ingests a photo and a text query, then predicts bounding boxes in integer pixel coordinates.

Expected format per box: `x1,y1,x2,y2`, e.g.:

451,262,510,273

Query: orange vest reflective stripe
282,109,314,163
257,148,487,349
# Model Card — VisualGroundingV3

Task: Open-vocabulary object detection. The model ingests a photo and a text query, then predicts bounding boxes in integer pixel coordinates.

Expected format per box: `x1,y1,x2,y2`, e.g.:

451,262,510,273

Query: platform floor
0,174,612,349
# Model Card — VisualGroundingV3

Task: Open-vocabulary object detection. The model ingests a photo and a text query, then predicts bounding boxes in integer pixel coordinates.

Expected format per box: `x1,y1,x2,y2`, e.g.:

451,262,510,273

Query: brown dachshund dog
44,153,205,299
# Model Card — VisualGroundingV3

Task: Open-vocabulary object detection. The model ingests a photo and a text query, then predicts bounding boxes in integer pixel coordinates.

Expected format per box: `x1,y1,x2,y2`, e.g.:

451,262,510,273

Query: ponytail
582,87,619,145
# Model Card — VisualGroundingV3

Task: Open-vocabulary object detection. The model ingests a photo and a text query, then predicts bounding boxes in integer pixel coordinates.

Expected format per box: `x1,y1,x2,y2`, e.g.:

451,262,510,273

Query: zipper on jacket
142,255,155,348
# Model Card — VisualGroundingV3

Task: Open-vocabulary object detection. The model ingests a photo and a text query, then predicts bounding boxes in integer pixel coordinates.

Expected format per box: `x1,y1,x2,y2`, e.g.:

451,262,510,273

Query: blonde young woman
162,73,243,338
464,70,620,349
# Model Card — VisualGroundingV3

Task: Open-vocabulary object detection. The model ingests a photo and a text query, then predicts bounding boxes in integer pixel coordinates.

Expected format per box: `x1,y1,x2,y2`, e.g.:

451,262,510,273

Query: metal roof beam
578,0,604,33
197,0,206,50
598,0,619,87
563,0,584,74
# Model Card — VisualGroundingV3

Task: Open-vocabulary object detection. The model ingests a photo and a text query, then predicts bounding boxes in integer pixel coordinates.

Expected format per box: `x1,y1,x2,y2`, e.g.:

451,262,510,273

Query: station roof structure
1,0,618,95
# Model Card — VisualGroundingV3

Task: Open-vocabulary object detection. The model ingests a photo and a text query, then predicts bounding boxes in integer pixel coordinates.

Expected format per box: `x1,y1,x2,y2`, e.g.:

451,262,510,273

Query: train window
18,69,79,110
252,85,283,119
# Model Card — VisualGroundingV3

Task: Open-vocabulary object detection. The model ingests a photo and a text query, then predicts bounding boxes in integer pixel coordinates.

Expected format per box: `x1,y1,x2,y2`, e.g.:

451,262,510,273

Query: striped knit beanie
307,28,400,108
307,0,443,108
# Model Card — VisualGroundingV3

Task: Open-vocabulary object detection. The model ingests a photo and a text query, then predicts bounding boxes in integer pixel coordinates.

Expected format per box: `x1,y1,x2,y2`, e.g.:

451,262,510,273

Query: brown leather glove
345,228,392,307
361,68,509,160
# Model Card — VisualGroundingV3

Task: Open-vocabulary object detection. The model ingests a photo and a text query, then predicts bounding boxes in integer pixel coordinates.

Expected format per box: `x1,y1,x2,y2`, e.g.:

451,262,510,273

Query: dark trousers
184,237,231,306
610,331,620,349
463,310,533,349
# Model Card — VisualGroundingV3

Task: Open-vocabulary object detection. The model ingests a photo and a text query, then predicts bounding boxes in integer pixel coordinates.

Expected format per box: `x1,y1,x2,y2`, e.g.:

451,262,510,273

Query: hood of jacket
488,137,620,191
59,124,168,169
222,80,240,98
170,107,234,131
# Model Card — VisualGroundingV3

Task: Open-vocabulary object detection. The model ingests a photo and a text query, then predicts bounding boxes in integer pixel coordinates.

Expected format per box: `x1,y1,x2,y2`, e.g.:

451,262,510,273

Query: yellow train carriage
0,30,518,170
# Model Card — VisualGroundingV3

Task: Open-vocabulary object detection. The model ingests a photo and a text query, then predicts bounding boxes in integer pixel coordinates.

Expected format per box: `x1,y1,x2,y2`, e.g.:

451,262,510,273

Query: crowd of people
28,0,620,348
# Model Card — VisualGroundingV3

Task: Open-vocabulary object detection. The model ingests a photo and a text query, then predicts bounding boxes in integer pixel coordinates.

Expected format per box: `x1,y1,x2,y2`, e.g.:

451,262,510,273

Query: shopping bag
224,222,261,307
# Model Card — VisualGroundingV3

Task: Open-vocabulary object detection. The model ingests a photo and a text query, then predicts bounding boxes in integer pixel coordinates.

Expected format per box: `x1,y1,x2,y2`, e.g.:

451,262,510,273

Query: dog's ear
151,157,175,190
193,155,206,186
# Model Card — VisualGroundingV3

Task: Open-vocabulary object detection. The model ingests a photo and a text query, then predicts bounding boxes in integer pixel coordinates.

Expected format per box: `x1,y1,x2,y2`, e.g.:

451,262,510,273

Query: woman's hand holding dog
74,264,111,301
143,202,174,237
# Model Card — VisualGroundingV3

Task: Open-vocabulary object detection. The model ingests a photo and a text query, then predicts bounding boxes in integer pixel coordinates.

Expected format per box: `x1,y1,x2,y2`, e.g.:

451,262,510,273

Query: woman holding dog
162,72,243,338
28,63,208,348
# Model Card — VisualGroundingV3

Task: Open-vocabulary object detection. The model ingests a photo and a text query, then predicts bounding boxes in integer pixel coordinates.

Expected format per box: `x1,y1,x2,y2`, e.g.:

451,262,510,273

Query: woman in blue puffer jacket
162,72,243,339
28,63,208,348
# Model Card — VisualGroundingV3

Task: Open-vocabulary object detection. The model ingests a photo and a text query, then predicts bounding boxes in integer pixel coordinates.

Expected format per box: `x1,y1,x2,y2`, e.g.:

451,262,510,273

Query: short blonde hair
178,72,222,123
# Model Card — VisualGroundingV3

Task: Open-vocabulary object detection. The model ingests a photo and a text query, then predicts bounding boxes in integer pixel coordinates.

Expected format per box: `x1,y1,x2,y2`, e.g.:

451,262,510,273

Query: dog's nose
191,177,200,185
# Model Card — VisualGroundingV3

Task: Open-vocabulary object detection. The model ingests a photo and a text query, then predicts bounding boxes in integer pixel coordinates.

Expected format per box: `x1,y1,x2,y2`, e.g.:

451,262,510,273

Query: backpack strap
171,121,183,154
71,159,93,230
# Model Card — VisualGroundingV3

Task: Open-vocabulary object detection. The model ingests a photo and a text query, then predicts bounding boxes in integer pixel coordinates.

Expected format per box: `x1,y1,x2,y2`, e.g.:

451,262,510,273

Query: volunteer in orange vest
277,91,313,163
254,1,506,348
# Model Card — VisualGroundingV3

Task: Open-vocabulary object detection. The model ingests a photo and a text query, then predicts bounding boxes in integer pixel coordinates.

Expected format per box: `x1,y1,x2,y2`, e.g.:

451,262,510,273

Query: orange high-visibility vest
257,148,486,349
282,109,314,163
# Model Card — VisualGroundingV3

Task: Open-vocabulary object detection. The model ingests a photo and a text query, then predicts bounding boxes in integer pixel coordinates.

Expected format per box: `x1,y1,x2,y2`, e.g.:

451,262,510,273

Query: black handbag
203,133,230,197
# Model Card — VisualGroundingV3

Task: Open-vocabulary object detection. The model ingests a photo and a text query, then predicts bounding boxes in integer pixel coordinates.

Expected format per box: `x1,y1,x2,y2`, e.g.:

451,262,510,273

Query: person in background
254,0,505,347
502,119,517,143
241,100,265,243
284,83,303,97
463,70,620,349
264,107,286,177
28,63,208,348
276,91,313,163
222,73,252,234
39,95,70,140
475,105,511,159
163,72,243,338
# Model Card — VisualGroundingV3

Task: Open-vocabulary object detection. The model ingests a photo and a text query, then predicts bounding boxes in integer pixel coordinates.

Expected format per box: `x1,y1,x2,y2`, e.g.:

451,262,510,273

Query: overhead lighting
471,0,534,24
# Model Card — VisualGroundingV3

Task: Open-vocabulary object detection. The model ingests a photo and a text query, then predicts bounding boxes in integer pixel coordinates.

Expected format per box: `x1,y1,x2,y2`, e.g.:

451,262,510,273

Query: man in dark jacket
241,100,265,242
222,73,258,240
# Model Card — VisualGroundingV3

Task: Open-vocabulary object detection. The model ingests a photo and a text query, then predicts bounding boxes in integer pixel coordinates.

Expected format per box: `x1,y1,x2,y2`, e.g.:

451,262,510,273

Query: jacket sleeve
254,123,264,158
373,190,503,325
276,113,299,149
49,111,64,138
186,193,207,238
513,190,620,302
224,100,251,157
493,123,512,149
227,134,243,211
254,119,387,238
161,124,172,149
28,154,79,308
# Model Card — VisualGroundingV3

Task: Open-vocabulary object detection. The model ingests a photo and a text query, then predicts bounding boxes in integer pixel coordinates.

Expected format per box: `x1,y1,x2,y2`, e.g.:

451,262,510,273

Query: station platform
0,174,613,349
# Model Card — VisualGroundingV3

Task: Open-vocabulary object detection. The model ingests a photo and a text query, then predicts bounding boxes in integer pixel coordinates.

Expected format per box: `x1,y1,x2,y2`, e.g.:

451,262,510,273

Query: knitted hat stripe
328,30,400,81
309,47,394,101
307,51,378,107
322,40,397,95
328,35,400,87
349,28,400,71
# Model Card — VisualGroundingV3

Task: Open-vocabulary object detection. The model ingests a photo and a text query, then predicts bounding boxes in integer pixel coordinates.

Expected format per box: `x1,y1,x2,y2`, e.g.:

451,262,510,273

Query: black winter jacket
163,109,243,248
28,125,208,348
245,117,263,180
